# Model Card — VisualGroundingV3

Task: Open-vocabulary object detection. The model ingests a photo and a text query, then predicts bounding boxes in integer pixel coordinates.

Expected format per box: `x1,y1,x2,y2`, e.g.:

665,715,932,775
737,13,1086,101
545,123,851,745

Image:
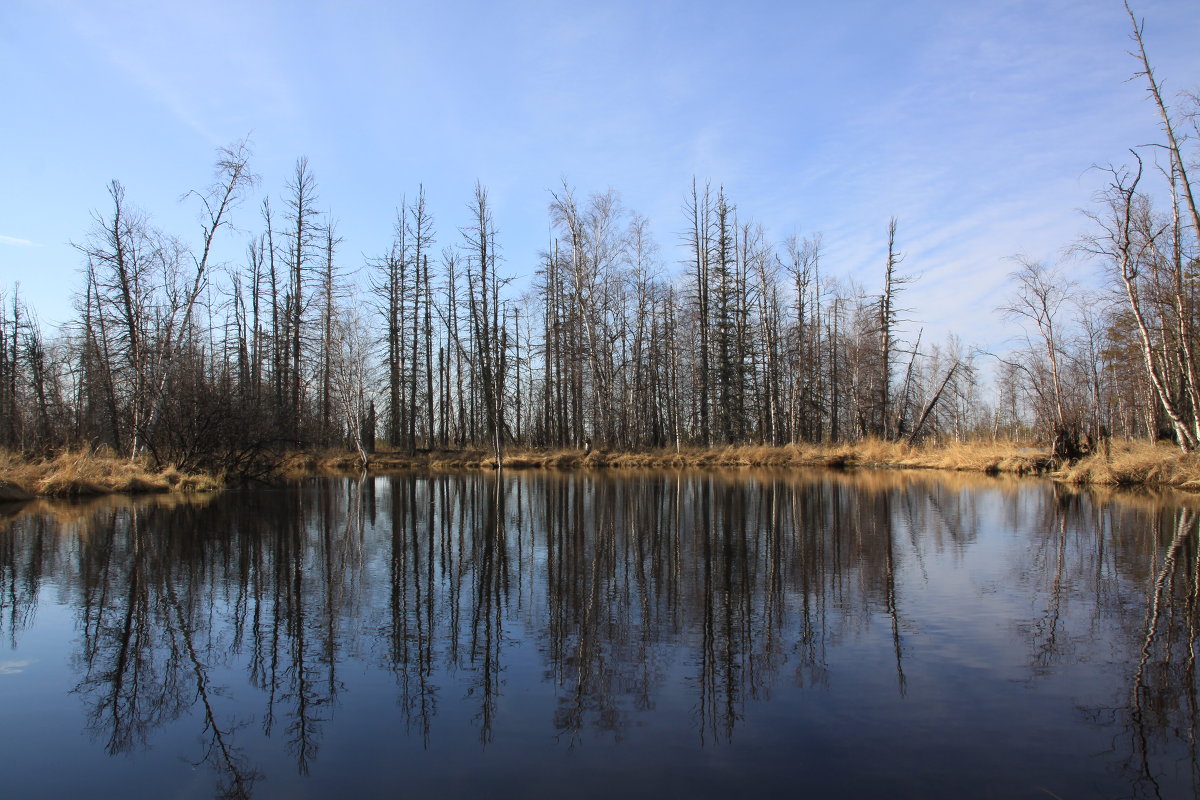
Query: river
1,469,1197,798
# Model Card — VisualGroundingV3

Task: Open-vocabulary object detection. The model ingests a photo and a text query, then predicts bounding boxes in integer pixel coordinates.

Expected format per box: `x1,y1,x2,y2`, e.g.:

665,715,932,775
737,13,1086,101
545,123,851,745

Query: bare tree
878,218,911,440
283,156,322,442
1001,258,1074,439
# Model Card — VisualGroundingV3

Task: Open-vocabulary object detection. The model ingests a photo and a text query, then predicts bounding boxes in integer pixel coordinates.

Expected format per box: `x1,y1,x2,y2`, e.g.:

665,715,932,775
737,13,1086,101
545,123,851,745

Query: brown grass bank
456,440,1052,473
302,439,1200,491
1053,440,1200,489
0,449,223,500
8,439,1196,502
293,439,1051,476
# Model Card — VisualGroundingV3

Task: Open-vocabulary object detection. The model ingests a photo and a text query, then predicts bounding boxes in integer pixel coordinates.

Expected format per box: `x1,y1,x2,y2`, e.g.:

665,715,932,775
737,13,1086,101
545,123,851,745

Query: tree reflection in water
1018,487,1200,800
0,470,1198,798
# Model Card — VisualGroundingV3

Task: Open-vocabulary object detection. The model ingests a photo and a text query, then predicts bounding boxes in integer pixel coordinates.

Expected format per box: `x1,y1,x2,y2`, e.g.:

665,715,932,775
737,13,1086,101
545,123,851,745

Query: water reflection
1,470,1198,799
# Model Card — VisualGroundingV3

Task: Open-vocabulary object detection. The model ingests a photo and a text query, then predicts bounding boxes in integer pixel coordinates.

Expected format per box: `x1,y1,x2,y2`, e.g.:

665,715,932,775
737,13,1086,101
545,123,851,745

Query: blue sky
2,0,1198,354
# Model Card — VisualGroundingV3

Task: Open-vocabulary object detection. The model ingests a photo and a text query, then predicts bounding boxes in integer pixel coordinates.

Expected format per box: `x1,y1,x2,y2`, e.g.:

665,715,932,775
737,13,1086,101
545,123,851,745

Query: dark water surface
2,469,1198,799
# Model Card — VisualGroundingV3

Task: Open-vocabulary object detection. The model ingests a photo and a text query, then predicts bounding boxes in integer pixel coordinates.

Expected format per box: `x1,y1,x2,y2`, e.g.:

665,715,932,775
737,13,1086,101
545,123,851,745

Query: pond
1,469,1197,799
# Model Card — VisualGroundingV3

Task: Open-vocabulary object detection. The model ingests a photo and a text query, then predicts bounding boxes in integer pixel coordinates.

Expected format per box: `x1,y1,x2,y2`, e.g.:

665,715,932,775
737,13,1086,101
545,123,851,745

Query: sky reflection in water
0,469,1197,799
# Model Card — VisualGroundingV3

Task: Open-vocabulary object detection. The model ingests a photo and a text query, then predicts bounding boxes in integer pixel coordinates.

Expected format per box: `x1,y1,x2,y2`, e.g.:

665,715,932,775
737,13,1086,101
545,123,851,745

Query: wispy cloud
49,1,214,141
0,659,34,675
46,0,297,145
0,234,38,247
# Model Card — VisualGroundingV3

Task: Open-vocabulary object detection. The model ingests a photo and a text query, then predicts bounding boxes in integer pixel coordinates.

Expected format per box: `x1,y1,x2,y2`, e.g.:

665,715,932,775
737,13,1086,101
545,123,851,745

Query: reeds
460,439,1054,475
300,437,1200,490
0,448,222,499
1053,439,1200,488
309,439,1054,476
10,439,1196,500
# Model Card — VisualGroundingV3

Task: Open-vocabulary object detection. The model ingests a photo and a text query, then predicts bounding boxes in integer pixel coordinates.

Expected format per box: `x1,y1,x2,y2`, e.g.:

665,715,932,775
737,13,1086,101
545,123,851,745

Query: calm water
1,469,1198,799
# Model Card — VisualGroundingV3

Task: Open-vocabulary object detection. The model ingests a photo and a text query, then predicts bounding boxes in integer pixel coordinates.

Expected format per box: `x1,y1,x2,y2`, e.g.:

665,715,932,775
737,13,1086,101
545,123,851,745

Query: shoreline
0,450,222,501
295,439,1200,490
4,439,1200,501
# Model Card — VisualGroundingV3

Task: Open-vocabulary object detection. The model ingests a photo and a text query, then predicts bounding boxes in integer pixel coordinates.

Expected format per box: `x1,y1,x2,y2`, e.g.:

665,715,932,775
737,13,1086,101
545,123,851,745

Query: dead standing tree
75,141,253,461
1085,156,1196,451
463,183,507,465
877,218,912,440
369,207,409,449
406,187,436,452
317,220,345,446
1000,258,1084,461
684,179,714,446
76,181,156,457
329,302,375,467
283,157,323,444
1099,2,1200,451
145,141,254,461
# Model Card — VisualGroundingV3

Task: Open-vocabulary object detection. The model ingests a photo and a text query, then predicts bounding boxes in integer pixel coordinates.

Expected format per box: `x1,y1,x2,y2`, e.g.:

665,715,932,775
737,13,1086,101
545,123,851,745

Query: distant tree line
0,154,987,473
0,5,1194,470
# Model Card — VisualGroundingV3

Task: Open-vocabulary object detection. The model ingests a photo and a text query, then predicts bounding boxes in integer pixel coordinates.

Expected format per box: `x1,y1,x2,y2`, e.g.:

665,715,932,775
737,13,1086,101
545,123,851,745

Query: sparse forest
0,5,1196,483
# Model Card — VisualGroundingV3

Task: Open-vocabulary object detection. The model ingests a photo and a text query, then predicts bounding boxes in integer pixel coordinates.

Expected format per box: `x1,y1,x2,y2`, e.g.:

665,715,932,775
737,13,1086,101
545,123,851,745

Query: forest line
0,5,1197,486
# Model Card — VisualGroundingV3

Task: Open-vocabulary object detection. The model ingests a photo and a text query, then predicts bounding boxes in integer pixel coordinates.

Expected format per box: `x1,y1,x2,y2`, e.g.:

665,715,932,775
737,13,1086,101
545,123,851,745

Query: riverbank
5,439,1200,501
0,449,222,500
294,438,1050,474
290,438,1200,490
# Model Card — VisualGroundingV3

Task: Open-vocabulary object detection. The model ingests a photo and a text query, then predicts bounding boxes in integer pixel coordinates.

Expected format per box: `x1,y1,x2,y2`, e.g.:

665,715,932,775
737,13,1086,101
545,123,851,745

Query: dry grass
1054,439,1200,488
0,448,223,500
302,439,1054,477
875,439,1051,475
320,437,1200,490
44,438,1187,496
454,439,1054,476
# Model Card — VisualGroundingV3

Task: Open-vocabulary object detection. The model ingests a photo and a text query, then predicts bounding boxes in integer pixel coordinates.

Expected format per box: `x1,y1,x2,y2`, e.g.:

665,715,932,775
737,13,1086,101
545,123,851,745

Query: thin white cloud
0,659,34,675
46,0,297,145
51,2,217,142
0,235,38,247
